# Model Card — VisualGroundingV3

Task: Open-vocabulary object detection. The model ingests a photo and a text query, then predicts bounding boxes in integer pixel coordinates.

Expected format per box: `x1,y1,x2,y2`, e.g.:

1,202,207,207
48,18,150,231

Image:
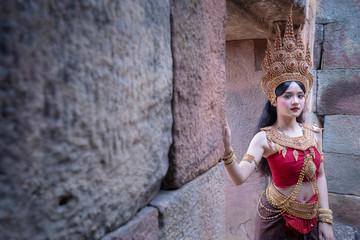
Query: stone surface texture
315,0,360,231
163,0,226,189
323,115,360,156
0,1,172,239
316,69,360,116
226,0,307,41
324,152,360,196
102,207,158,240
151,164,225,240
329,193,360,227
333,221,357,240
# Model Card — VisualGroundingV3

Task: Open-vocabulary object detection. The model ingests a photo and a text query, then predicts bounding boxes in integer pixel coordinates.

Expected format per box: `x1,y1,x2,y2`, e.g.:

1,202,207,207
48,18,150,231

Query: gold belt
266,182,319,220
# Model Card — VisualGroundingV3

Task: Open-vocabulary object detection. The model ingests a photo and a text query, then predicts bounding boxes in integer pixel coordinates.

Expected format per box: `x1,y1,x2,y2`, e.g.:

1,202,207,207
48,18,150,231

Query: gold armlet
321,153,324,162
241,154,257,166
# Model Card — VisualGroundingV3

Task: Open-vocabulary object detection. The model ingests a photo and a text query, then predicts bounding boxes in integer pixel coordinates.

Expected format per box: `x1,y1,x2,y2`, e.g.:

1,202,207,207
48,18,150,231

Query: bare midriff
275,181,315,203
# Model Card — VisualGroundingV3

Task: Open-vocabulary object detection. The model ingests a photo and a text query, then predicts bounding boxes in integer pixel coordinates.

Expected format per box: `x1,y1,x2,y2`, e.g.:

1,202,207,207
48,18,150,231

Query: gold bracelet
222,147,234,160
318,208,332,215
224,154,236,168
319,214,333,220
318,218,333,225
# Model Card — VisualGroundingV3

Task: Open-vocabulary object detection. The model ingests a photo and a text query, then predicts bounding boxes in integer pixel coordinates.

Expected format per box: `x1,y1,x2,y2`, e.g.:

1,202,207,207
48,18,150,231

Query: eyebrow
284,91,304,94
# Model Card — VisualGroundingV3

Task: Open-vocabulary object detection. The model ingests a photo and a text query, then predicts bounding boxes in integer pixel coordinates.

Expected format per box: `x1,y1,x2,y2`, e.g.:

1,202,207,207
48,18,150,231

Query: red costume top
267,146,322,188
259,123,324,234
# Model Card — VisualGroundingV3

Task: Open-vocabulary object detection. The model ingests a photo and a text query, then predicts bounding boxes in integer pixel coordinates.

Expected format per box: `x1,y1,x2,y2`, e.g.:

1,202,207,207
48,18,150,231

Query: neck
275,117,299,130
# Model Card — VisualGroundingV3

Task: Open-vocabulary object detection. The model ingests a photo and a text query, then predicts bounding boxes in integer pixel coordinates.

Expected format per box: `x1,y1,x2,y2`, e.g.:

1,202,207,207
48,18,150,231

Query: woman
222,8,334,240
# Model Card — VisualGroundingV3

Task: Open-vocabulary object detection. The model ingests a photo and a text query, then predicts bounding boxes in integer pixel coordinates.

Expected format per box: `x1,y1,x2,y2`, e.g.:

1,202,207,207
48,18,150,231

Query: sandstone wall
225,39,268,240
314,0,360,231
0,1,172,239
162,0,227,189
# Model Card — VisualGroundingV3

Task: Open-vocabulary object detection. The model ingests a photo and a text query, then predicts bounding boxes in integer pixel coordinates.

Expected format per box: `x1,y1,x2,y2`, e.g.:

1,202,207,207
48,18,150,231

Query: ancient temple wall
314,0,360,230
0,1,172,239
0,0,227,239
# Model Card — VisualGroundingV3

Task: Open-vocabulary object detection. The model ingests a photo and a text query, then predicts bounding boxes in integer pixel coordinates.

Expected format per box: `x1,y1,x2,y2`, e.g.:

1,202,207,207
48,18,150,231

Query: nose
292,97,299,105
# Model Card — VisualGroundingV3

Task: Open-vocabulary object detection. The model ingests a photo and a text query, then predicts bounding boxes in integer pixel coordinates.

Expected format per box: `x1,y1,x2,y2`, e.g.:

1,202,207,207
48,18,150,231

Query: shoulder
303,122,323,143
251,129,269,147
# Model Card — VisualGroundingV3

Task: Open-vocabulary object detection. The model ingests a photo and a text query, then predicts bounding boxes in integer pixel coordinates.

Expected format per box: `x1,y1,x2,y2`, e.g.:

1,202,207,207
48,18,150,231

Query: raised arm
222,121,267,185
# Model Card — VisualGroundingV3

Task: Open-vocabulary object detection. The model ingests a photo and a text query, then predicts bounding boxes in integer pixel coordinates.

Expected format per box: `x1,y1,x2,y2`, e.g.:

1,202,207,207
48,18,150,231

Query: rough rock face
151,164,225,240
102,207,159,240
316,0,360,69
0,1,172,239
315,0,360,230
316,70,360,116
163,0,226,189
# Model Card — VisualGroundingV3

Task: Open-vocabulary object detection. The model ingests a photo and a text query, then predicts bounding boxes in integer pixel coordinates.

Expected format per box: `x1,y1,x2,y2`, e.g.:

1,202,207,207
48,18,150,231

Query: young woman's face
274,82,305,118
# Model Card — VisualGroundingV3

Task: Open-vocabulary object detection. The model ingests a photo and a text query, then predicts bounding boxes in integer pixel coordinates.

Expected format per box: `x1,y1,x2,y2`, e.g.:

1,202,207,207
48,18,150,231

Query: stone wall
0,1,172,239
314,0,360,232
1,0,228,239
225,39,268,240
162,0,227,190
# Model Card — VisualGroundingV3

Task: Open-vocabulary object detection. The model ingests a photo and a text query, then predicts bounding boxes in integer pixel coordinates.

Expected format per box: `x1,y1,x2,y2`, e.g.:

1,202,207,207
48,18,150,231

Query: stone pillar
314,0,360,233
0,1,172,239
162,0,227,189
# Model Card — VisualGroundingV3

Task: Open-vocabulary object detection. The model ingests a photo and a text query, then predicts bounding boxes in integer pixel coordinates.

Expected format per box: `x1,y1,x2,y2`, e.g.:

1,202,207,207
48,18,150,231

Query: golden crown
261,7,314,103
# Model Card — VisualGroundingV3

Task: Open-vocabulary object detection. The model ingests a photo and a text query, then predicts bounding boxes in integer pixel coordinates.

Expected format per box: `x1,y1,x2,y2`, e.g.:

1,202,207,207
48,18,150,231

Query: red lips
291,107,300,111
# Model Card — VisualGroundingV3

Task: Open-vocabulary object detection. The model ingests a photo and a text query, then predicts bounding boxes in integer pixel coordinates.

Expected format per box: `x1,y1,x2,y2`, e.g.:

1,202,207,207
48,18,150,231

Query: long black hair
257,81,306,176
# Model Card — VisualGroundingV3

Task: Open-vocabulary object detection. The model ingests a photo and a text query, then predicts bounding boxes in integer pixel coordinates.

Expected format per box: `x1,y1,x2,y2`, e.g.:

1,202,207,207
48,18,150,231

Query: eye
284,95,291,99
298,94,305,99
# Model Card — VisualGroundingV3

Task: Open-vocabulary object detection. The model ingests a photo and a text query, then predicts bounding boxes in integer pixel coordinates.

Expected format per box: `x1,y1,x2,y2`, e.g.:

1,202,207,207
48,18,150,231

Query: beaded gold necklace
261,123,316,161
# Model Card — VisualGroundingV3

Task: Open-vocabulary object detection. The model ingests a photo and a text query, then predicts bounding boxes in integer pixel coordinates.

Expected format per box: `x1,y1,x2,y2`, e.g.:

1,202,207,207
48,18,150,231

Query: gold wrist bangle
224,154,236,167
222,147,234,160
318,208,332,215
319,214,333,220
318,218,333,225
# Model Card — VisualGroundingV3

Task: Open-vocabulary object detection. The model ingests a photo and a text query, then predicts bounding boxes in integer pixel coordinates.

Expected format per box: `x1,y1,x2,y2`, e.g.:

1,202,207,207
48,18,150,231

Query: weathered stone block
163,0,226,189
224,171,268,240
316,0,360,24
333,222,357,240
322,22,360,69
317,69,360,115
0,1,172,239
151,164,225,240
329,193,360,227
102,207,158,240
323,152,360,196
323,115,360,156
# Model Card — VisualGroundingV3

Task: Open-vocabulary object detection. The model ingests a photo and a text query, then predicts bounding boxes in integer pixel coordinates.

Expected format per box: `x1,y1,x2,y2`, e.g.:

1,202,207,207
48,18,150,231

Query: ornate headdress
261,7,313,103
